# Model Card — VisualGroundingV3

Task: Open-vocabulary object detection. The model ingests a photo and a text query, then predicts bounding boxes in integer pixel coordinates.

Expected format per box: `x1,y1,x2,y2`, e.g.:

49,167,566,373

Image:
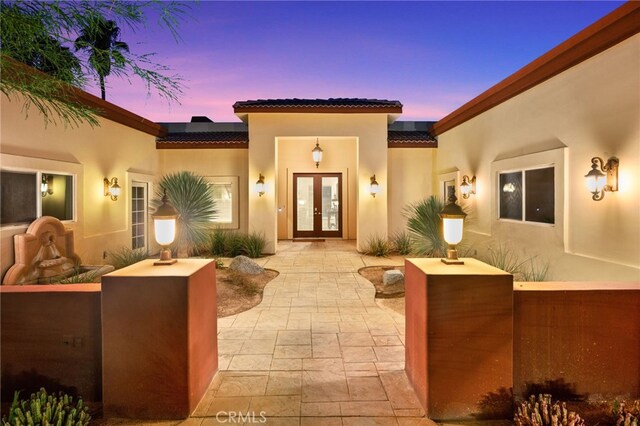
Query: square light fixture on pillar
439,190,467,265
152,188,179,265
312,138,323,168
460,175,476,199
370,175,380,198
585,156,619,201
256,173,266,197
104,177,121,201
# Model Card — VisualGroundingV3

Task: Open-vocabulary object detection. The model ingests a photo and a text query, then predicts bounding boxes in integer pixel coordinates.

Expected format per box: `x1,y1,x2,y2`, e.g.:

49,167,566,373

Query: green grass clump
483,243,549,281
107,246,149,270
241,231,267,259
205,229,266,258
363,233,392,257
390,230,413,255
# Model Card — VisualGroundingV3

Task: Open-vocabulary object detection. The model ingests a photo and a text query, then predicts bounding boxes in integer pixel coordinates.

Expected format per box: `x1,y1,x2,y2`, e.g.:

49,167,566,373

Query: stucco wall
435,35,640,281
1,94,159,277
246,113,389,252
388,148,436,235
158,149,249,233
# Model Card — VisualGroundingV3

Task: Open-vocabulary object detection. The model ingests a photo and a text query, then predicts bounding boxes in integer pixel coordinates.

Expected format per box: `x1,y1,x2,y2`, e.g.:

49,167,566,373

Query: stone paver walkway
109,240,434,425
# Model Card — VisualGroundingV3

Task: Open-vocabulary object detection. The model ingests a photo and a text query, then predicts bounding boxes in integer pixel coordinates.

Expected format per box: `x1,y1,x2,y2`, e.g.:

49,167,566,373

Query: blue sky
101,1,625,122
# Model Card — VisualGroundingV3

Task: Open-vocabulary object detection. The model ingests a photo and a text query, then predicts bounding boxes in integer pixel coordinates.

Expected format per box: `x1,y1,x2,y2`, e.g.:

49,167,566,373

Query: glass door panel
321,177,339,232
296,177,314,231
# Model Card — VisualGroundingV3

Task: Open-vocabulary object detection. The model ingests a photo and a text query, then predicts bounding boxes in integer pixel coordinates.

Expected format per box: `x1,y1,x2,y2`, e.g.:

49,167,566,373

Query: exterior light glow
460,175,476,199
370,175,380,198
585,156,618,201
41,174,53,197
256,173,265,197
152,188,179,265
104,177,121,201
439,190,467,265
312,139,323,168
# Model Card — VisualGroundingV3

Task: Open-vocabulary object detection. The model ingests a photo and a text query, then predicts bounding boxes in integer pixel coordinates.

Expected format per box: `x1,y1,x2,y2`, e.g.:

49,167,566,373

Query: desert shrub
363,233,392,257
403,195,464,257
241,231,266,258
514,394,584,426
55,268,100,284
107,246,148,270
207,228,228,257
2,388,91,426
390,230,413,255
155,171,217,257
483,243,549,281
224,231,244,257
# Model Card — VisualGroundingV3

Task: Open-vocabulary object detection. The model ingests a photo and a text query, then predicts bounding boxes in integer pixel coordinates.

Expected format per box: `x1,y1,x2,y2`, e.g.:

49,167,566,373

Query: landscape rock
229,255,264,275
383,269,404,286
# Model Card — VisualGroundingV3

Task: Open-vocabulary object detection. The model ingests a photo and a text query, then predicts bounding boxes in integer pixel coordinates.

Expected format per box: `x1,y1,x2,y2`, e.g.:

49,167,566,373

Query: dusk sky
98,1,624,123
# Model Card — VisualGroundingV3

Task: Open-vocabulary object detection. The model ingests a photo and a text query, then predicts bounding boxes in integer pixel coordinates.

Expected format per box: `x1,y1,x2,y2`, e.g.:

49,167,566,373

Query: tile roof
387,130,437,148
233,98,403,114
156,131,248,149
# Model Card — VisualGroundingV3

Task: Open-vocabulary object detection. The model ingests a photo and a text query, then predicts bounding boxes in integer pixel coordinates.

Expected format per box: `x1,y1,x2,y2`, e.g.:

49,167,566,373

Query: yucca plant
155,171,217,257
241,231,267,259
107,246,149,270
390,230,413,255
403,196,452,257
363,233,392,257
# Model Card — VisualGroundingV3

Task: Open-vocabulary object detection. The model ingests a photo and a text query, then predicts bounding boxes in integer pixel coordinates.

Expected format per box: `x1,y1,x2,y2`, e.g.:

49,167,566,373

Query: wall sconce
312,138,323,168
370,175,380,198
439,190,467,265
256,174,266,197
104,177,121,201
460,175,476,199
152,188,179,265
41,174,54,197
585,157,619,201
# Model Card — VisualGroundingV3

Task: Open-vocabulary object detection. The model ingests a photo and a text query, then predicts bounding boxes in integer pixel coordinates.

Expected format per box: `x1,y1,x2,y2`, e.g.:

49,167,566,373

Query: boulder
383,269,404,286
229,255,264,275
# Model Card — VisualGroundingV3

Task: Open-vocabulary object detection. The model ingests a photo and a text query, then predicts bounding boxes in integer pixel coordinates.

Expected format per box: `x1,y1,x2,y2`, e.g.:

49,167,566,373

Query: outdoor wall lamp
41,174,53,197
256,174,266,197
585,156,619,201
370,175,380,198
460,175,476,199
104,177,121,201
312,138,323,168
439,190,467,265
152,188,179,265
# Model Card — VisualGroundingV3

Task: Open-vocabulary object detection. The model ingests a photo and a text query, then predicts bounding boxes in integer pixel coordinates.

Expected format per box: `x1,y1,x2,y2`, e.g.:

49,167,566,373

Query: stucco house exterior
1,2,638,281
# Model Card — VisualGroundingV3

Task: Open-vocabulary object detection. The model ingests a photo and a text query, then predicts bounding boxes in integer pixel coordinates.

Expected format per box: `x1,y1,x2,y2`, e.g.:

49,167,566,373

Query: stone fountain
2,216,113,285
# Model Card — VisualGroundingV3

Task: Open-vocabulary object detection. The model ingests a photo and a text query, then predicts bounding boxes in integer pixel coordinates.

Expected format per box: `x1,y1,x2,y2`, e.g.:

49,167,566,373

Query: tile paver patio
104,240,436,426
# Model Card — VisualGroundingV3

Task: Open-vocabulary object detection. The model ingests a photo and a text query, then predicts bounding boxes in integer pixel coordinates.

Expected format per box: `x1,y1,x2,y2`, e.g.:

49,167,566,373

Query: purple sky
95,1,624,123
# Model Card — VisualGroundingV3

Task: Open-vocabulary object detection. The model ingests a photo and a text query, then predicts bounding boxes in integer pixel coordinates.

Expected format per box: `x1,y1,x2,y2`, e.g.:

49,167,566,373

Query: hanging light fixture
460,175,476,199
151,188,179,265
585,156,618,201
312,138,323,168
370,175,380,198
104,177,121,201
439,190,467,265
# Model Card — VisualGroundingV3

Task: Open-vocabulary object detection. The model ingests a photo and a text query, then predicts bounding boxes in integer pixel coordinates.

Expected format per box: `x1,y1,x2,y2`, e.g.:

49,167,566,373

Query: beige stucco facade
435,34,640,281
0,94,160,277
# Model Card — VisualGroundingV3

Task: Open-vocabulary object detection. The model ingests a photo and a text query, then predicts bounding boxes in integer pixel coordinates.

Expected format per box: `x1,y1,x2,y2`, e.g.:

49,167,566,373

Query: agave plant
403,195,448,257
155,171,217,257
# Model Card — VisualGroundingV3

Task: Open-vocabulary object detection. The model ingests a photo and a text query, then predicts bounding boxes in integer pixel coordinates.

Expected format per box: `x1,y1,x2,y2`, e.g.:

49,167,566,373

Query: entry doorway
293,173,342,238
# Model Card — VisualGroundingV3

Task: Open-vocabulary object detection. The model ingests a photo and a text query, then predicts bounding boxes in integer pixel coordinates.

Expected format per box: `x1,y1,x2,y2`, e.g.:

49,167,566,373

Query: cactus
514,394,585,426
1,388,90,426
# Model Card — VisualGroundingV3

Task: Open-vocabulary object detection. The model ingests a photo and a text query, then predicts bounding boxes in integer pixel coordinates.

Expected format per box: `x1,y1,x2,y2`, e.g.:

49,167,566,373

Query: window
131,182,148,250
207,176,239,229
1,170,74,226
499,166,554,224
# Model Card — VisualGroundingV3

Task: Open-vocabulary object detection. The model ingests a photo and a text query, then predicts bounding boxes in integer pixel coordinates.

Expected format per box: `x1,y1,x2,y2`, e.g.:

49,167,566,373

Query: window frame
131,181,149,250
205,175,240,230
497,163,555,227
1,166,76,229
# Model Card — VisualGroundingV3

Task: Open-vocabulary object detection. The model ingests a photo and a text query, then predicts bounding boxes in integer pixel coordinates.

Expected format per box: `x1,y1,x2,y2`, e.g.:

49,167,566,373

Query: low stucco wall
0,284,102,402
514,281,640,399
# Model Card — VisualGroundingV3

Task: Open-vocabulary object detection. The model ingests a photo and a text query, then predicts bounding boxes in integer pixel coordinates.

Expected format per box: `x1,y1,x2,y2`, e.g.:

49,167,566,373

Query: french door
293,173,342,238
